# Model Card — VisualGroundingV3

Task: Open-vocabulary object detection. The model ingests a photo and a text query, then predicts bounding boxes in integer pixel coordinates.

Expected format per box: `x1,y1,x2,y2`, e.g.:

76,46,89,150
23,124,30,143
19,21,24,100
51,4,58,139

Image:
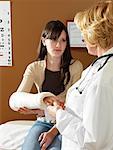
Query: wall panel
0,0,97,123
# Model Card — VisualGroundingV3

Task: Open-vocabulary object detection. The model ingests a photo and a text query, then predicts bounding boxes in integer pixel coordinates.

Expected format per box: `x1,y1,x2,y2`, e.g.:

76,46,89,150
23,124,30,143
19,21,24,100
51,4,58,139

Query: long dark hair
37,20,73,87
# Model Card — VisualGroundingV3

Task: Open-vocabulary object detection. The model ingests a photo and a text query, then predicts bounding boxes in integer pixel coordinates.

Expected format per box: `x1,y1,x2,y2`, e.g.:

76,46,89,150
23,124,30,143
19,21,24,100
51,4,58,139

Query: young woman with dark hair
9,20,83,150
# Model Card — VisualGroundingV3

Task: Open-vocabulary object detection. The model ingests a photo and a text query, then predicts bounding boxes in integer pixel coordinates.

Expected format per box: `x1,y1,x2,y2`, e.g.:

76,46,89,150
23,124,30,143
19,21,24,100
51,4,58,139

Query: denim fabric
22,120,61,150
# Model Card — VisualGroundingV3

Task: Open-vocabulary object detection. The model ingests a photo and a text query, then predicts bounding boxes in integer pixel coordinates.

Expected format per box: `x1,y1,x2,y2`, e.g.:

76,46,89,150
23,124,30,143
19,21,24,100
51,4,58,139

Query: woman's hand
43,96,58,106
38,127,59,150
43,96,65,108
18,107,44,117
43,96,65,118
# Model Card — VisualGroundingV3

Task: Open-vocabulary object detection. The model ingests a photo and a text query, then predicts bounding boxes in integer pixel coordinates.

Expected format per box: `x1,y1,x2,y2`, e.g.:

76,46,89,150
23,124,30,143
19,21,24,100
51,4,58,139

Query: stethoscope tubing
76,53,113,94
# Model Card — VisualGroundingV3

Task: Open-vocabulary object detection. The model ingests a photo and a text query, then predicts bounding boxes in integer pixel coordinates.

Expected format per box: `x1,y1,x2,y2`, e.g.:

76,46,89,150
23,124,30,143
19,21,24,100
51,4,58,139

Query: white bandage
9,91,55,111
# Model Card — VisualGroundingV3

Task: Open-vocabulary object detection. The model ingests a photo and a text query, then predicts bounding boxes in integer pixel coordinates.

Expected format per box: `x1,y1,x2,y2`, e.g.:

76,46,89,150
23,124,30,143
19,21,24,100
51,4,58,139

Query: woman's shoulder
70,59,83,70
26,60,46,69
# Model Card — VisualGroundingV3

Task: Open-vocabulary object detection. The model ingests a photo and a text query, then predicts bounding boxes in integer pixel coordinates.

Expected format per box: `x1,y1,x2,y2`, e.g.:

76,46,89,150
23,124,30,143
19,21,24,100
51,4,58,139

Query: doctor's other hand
18,107,45,117
46,103,65,119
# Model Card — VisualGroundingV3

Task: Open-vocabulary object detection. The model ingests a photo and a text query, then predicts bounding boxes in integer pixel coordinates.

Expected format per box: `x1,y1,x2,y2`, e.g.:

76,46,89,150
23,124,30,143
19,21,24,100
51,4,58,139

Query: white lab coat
56,47,113,150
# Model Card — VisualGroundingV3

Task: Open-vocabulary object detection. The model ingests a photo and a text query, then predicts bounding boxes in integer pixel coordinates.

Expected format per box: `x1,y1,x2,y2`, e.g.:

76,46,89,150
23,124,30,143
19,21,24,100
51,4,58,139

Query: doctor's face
84,40,97,56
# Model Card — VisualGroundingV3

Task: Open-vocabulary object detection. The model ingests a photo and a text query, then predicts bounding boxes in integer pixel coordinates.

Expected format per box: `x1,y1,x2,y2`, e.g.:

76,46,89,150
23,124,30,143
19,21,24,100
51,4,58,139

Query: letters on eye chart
0,1,12,66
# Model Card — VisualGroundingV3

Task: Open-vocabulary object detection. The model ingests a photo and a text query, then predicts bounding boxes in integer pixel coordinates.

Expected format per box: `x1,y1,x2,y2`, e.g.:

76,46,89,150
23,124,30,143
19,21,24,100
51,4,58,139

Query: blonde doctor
44,1,113,149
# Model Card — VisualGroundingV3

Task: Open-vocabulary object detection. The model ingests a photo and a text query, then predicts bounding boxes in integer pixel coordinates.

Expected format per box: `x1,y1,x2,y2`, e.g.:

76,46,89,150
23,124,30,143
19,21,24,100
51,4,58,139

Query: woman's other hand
38,127,59,150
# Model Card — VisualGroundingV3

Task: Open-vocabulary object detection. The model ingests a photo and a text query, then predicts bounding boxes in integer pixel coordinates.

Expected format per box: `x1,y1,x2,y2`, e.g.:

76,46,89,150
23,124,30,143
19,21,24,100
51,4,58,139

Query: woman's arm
17,63,36,92
70,60,83,85
9,62,54,115
9,92,55,111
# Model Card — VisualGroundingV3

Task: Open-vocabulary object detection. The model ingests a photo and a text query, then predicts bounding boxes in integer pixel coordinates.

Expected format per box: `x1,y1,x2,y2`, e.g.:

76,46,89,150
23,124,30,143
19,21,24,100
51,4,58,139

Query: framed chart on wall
0,1,12,66
67,20,86,48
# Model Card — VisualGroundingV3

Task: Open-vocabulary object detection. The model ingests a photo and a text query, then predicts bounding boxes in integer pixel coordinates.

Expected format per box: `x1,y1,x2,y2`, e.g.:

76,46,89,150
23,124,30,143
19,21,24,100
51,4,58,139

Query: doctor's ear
41,37,46,46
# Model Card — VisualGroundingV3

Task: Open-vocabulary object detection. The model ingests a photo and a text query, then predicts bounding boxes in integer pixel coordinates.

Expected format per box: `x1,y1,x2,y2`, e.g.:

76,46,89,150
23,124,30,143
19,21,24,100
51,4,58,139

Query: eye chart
0,1,12,66
67,21,86,48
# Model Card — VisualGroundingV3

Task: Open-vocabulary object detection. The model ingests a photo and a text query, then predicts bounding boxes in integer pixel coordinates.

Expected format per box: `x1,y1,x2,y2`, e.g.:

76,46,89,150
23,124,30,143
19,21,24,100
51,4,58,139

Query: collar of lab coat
92,47,113,69
102,46,113,55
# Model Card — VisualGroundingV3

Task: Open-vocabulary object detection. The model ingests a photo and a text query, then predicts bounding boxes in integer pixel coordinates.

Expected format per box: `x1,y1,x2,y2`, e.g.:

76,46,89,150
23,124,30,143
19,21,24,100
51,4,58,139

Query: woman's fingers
41,142,48,150
38,133,44,142
43,96,64,107
43,97,54,105
39,133,46,147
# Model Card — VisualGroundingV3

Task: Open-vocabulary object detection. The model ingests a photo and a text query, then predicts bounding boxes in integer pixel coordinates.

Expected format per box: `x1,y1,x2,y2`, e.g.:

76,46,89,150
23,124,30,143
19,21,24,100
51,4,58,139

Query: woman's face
43,30,67,58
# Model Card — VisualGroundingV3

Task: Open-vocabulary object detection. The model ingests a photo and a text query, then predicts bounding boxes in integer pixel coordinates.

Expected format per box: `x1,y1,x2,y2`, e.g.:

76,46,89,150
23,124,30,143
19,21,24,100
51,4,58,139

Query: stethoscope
76,53,113,94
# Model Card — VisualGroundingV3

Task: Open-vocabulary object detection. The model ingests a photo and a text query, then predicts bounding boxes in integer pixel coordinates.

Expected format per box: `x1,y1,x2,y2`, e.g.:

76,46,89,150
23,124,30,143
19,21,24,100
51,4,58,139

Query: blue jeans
22,120,61,150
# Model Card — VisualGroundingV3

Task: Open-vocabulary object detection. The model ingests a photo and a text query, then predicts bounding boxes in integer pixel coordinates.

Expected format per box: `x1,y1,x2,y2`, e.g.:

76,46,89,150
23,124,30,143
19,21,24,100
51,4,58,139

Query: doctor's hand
46,103,65,119
18,107,45,117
